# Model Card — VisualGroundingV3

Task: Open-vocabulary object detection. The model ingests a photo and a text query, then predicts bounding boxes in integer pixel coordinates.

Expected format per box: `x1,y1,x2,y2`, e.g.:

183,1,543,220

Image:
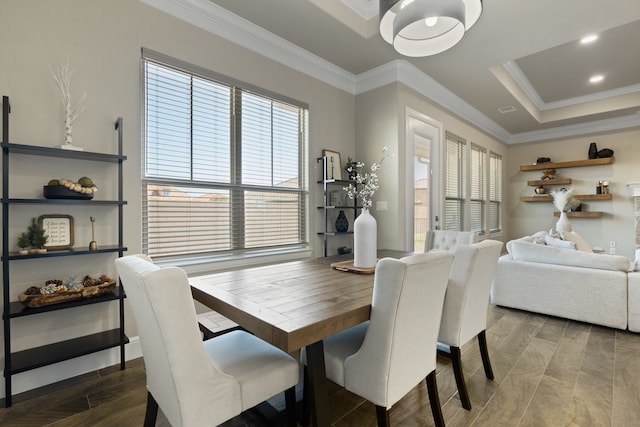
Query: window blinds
444,132,466,231
143,58,308,258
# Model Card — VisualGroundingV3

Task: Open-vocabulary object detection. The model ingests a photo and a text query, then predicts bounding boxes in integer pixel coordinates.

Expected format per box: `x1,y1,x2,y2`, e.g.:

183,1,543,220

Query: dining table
189,250,407,427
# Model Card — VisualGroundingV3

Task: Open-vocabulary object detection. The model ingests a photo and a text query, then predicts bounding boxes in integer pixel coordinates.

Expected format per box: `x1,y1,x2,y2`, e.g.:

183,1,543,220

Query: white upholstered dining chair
437,239,503,410
303,251,454,427
424,230,478,252
115,255,300,427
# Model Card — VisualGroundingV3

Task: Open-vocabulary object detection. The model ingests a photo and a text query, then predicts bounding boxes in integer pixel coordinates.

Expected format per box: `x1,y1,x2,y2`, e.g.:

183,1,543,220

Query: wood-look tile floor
2,304,640,426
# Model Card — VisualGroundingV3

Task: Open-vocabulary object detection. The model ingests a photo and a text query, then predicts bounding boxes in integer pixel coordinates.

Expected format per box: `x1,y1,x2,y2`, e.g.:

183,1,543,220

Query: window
444,132,466,231
444,132,502,235
489,152,502,233
142,51,308,259
470,144,486,235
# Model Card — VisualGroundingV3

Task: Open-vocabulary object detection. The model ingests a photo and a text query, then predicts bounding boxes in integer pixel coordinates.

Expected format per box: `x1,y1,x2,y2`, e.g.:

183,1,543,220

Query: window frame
141,49,309,263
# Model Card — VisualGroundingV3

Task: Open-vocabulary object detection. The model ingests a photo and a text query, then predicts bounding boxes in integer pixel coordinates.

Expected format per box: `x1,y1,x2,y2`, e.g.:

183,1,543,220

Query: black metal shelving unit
316,156,359,257
1,95,128,407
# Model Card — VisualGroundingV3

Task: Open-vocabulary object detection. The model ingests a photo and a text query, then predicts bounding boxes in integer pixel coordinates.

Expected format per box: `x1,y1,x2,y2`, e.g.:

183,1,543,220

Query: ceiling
146,0,640,144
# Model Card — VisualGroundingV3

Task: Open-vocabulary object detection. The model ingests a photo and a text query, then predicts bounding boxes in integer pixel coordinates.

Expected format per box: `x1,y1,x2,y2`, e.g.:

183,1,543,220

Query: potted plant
27,218,48,254
16,232,30,255
344,157,358,180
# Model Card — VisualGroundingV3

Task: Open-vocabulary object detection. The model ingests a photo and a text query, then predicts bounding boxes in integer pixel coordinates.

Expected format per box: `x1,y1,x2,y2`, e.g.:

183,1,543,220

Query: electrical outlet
610,247,616,255
610,241,616,248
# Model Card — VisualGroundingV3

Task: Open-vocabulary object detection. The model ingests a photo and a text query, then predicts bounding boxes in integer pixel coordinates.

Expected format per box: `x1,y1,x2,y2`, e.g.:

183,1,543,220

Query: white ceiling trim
140,0,640,145
356,60,512,143
508,113,640,144
504,61,640,111
139,0,357,93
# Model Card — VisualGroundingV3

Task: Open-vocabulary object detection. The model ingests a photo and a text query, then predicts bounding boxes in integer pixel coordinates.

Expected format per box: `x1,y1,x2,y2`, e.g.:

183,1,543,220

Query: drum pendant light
379,0,483,57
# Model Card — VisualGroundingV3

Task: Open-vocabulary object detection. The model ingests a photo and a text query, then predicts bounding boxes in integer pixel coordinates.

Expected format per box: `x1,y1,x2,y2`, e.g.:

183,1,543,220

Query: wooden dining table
189,250,407,427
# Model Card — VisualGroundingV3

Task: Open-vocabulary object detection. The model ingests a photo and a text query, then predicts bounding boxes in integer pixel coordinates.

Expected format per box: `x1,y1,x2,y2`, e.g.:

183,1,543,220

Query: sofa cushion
508,240,630,272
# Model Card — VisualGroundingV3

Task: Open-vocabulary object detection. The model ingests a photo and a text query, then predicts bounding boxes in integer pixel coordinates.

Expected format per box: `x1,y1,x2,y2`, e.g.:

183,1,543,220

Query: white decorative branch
50,60,87,147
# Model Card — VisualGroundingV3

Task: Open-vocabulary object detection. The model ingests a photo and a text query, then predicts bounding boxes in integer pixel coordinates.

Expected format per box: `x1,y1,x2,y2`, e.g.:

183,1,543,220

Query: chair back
425,230,478,252
438,240,503,347
344,251,454,408
115,255,241,427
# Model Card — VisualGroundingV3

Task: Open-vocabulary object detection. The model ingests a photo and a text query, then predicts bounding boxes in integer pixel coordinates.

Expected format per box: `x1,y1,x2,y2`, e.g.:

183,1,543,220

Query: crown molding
139,0,357,93
139,0,639,145
507,113,640,144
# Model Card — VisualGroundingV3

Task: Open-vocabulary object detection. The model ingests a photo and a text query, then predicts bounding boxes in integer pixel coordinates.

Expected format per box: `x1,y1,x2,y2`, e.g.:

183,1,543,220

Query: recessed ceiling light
581,34,598,44
589,74,604,83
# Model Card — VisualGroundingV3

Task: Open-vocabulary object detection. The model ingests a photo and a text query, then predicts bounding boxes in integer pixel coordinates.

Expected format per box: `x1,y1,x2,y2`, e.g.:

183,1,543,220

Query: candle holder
89,216,97,250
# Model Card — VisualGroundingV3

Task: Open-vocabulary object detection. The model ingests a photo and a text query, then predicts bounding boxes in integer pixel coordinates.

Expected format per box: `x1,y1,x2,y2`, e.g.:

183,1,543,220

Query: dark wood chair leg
375,405,390,427
143,391,159,427
299,366,310,426
425,371,446,427
284,386,297,427
450,346,472,410
478,330,494,380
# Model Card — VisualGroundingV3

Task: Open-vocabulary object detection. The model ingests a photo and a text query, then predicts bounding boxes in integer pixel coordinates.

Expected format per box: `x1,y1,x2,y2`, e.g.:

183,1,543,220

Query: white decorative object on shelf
51,59,87,151
354,207,377,268
551,188,578,233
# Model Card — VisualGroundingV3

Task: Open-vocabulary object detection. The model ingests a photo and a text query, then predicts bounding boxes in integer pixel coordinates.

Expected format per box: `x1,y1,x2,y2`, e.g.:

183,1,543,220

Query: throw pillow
544,235,576,249
562,231,592,252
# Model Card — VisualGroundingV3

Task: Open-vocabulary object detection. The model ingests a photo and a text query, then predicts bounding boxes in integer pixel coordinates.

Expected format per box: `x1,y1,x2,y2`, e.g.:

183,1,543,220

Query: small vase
588,142,598,159
335,210,349,233
354,208,377,268
556,211,572,233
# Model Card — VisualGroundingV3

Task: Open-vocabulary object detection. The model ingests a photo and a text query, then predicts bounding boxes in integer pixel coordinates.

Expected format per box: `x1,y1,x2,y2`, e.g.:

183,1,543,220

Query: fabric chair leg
284,386,297,427
375,405,390,427
425,370,445,427
478,330,494,380
143,391,159,427
450,346,472,410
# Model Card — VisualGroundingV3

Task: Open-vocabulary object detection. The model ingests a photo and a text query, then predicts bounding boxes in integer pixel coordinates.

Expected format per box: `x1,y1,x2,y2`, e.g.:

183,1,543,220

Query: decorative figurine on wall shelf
51,58,87,151
89,216,97,250
541,168,556,180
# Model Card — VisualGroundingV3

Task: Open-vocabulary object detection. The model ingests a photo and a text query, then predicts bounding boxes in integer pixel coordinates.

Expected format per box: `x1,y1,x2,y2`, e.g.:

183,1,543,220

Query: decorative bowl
43,185,93,200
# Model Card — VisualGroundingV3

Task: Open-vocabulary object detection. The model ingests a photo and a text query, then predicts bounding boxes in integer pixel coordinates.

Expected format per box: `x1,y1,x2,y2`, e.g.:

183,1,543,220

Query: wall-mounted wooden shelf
527,178,572,186
520,194,612,202
520,157,614,171
553,211,603,218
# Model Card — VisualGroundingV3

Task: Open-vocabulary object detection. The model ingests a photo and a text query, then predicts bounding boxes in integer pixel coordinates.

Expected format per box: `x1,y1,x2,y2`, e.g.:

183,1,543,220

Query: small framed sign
38,214,74,250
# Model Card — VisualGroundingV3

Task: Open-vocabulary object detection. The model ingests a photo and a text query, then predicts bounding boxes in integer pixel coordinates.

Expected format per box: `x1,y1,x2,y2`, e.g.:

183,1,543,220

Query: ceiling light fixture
379,0,483,57
589,74,604,83
580,34,598,44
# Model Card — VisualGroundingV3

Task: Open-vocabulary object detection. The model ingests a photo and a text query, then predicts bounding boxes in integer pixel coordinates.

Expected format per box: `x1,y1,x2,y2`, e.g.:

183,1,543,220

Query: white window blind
470,143,486,235
489,152,502,233
143,55,308,259
444,132,466,231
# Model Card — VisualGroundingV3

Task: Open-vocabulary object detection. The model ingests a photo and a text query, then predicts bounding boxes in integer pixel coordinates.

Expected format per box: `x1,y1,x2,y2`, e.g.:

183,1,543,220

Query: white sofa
492,237,638,330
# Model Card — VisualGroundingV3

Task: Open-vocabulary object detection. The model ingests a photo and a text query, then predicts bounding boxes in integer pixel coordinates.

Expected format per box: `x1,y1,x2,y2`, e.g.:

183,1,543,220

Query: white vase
354,208,377,268
556,211,572,233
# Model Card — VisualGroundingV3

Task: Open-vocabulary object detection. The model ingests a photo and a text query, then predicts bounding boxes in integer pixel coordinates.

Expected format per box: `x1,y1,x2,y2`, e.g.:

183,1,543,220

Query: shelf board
317,231,353,236
553,211,604,218
527,178,572,186
4,245,127,261
520,194,612,202
5,198,126,205
2,142,126,162
5,286,125,318
7,329,129,375
520,157,613,171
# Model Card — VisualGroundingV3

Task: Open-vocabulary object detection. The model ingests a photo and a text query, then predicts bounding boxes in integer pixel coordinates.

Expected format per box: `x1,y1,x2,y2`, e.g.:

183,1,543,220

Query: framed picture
38,214,74,250
323,149,342,180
